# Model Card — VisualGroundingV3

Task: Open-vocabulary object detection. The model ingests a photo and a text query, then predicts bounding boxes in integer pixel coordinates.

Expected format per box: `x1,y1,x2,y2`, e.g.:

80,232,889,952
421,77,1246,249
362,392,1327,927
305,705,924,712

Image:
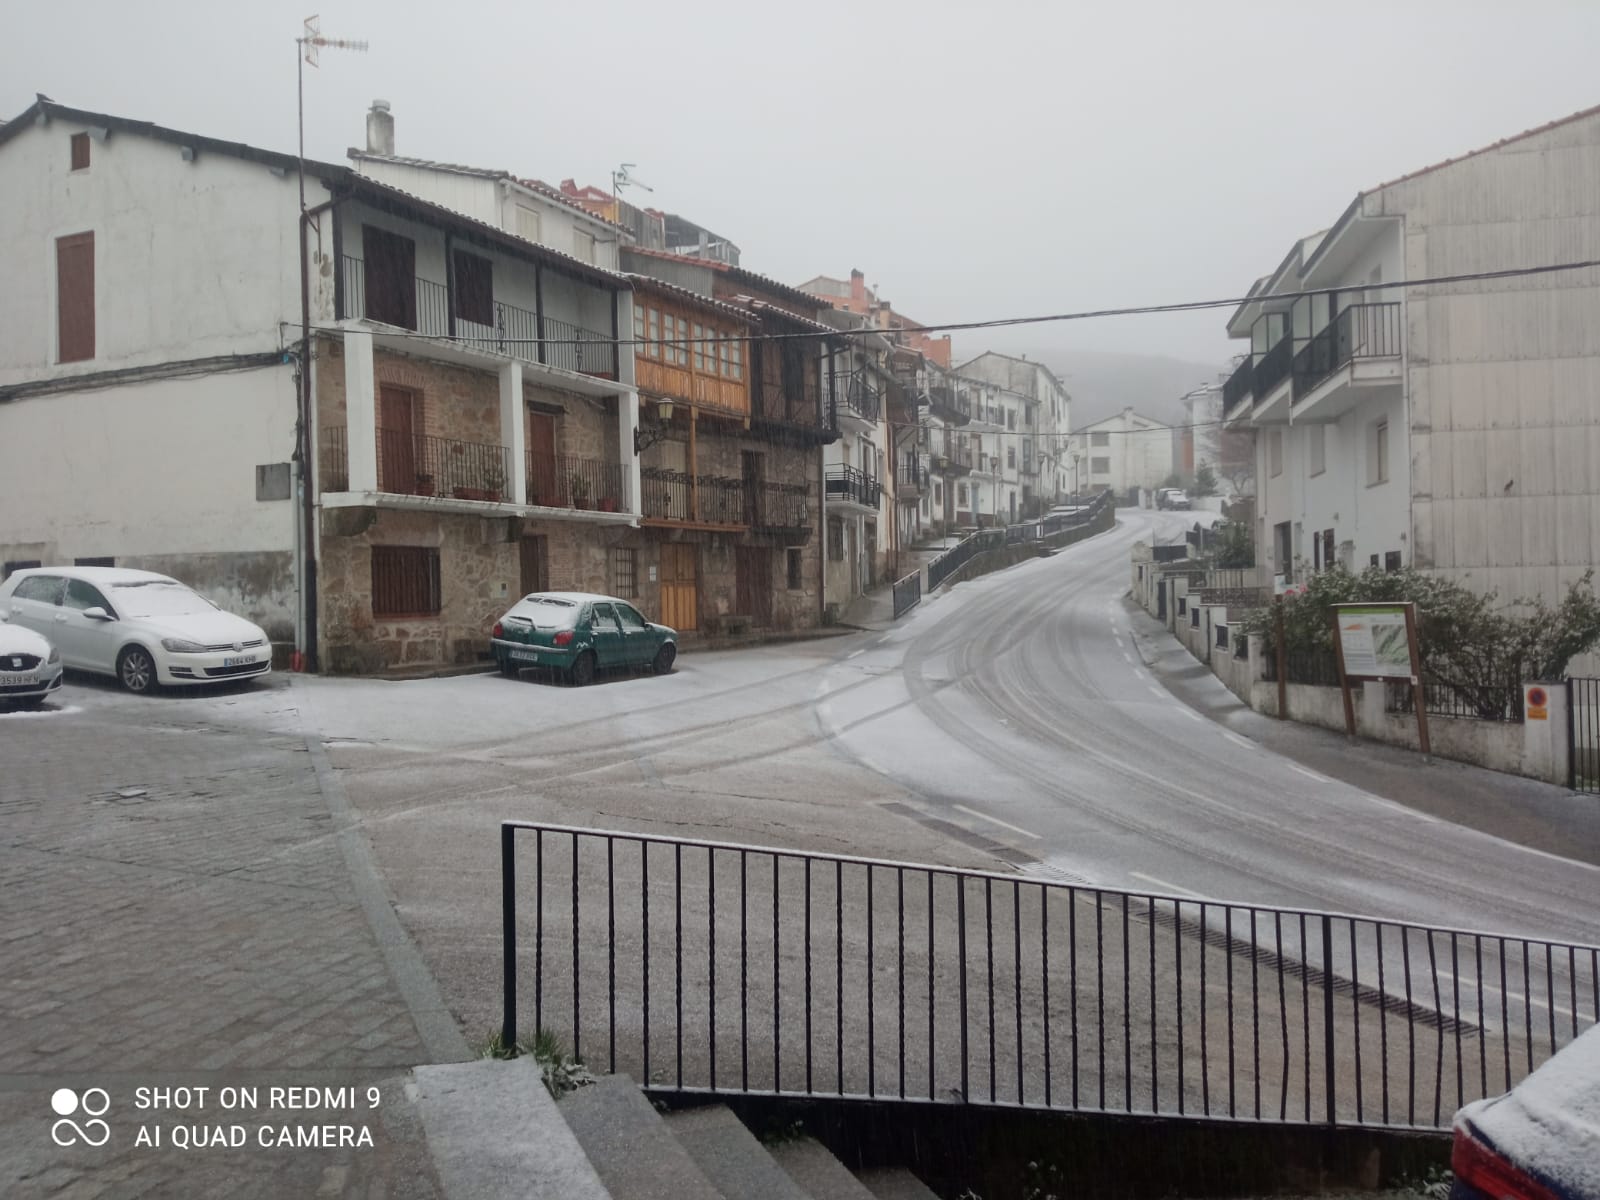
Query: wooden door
519,535,548,597
659,543,698,632
379,387,417,493
741,451,763,526
527,412,558,506
736,546,772,626
363,225,417,329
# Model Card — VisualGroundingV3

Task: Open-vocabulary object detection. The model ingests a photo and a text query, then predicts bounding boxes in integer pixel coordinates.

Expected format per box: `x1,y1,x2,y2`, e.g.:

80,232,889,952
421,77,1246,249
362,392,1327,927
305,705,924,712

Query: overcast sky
6,1,1599,370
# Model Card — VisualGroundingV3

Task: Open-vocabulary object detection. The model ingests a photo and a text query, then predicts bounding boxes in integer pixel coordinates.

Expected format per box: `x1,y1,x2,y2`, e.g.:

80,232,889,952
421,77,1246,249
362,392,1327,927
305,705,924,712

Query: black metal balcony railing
753,481,811,529
825,464,883,509
640,469,746,526
899,453,926,495
1292,303,1402,400
527,452,627,512
379,428,512,500
1223,356,1253,412
340,255,616,380
319,426,349,493
840,373,883,424
930,439,973,472
1253,335,1294,399
925,384,972,424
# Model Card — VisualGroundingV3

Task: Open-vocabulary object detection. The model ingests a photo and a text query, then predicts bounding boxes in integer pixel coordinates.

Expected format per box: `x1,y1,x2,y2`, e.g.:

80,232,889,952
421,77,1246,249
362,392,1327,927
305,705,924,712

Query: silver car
0,567,271,694
0,620,64,709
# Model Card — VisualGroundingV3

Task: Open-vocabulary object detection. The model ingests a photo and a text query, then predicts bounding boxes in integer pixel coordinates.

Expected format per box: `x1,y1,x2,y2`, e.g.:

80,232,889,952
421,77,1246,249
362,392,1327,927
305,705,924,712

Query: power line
317,255,1600,351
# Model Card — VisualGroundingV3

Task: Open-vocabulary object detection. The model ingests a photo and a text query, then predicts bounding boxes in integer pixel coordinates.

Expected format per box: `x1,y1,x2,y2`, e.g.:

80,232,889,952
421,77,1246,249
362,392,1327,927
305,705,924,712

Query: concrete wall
0,366,300,635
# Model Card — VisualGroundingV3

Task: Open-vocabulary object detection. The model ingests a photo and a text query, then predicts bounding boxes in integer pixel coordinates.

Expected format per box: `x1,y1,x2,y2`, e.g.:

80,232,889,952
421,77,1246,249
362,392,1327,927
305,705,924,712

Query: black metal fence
1386,675,1525,724
319,426,349,493
340,255,615,379
927,529,1005,591
1260,649,1343,687
527,453,627,512
501,822,1600,1130
754,482,810,530
641,470,746,525
892,570,922,620
1570,677,1600,794
826,465,883,509
925,491,1115,592
1293,303,1402,399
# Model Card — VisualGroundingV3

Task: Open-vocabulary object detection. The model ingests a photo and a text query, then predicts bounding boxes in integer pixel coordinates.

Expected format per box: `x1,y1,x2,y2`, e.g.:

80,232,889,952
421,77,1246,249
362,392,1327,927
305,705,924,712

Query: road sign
1526,684,1549,721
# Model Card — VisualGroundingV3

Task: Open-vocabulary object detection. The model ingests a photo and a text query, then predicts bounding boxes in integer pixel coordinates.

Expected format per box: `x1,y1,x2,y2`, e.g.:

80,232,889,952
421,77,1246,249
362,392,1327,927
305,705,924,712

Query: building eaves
1072,410,1171,434
1364,100,1600,193
1,96,345,178
338,174,629,289
740,300,844,339
625,247,826,314
348,150,625,232
624,273,755,324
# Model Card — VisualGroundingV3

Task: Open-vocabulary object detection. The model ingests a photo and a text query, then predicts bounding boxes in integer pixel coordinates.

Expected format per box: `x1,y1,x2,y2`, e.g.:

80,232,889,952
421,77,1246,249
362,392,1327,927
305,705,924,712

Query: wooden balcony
635,357,750,418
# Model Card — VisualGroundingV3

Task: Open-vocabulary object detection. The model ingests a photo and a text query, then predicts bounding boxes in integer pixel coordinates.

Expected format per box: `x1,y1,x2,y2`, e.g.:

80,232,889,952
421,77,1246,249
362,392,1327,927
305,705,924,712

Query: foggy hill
1030,349,1231,431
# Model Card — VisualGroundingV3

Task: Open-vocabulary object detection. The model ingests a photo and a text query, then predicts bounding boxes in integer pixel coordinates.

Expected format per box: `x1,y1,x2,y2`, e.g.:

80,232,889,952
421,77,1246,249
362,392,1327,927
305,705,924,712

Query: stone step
767,1137,877,1200
664,1105,812,1200
412,1058,611,1200
558,1075,723,1200
855,1166,942,1200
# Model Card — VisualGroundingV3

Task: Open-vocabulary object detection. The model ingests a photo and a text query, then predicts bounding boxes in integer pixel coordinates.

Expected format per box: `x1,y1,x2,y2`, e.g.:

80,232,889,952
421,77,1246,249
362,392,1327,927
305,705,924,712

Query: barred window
787,548,804,590
371,546,440,618
611,547,638,599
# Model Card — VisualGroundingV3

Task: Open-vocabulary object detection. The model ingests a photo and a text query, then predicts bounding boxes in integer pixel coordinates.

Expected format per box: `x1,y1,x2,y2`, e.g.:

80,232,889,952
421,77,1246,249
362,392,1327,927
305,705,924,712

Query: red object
290,651,305,673
553,630,574,647
1452,1125,1561,1200
492,622,503,638
1528,686,1548,707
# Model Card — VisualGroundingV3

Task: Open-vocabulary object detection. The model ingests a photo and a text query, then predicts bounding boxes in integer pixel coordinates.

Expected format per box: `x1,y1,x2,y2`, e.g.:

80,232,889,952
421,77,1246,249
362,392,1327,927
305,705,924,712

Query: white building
1221,102,1600,597
956,351,1072,517
0,97,640,673
1068,408,1174,499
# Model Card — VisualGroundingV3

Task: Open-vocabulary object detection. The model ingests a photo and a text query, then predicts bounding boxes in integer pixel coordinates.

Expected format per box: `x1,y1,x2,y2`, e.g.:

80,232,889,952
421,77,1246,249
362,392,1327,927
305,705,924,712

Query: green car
490,592,678,686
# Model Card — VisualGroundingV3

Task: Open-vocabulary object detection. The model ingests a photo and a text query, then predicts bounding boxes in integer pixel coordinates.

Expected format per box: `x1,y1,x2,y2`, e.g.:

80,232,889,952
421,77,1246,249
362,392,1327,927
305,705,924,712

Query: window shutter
57,232,95,363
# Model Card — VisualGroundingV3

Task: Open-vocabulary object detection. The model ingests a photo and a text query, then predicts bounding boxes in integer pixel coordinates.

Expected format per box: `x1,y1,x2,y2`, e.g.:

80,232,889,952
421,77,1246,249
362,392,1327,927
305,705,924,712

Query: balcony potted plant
597,492,620,513
567,472,591,510
415,472,436,497
482,461,506,504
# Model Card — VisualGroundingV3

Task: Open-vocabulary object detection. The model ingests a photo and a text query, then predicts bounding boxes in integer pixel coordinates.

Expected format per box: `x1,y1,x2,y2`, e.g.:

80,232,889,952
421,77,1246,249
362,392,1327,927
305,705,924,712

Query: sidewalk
0,680,460,1198
837,546,947,632
1124,595,1600,869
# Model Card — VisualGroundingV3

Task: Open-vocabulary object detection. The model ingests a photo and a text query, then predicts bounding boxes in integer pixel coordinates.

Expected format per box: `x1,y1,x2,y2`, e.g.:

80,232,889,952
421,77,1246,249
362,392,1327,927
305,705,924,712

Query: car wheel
118,646,158,694
652,643,677,675
568,652,596,687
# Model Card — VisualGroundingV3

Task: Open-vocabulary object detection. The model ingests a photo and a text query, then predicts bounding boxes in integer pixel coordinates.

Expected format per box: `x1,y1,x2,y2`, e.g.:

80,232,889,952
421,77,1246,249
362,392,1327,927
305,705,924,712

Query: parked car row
0,566,271,701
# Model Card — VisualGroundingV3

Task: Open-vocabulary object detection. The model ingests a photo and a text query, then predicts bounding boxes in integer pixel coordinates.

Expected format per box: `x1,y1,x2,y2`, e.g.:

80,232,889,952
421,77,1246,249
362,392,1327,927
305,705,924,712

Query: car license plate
0,672,37,686
510,647,540,662
223,656,256,668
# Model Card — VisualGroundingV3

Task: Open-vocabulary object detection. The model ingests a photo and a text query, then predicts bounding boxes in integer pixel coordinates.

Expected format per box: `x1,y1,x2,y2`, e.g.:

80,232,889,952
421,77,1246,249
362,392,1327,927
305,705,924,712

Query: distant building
797,270,952,368
1068,409,1174,498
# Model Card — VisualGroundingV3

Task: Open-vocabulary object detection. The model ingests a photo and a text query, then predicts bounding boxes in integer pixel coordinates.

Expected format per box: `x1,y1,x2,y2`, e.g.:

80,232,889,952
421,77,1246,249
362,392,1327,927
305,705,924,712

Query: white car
0,620,64,709
0,567,271,694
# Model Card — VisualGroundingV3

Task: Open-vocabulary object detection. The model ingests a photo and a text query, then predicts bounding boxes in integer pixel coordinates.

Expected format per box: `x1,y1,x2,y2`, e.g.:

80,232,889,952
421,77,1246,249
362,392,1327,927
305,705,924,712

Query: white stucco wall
1073,411,1174,495
0,367,300,631
0,117,308,385
1374,110,1600,607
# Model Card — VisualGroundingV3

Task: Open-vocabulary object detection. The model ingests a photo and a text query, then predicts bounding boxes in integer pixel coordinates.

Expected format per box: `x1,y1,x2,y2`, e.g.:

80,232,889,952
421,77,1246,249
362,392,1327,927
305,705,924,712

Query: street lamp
633,398,675,455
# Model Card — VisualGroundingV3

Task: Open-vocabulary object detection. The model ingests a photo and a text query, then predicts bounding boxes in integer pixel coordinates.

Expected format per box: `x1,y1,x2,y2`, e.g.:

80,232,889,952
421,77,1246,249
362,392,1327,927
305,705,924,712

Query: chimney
366,100,394,156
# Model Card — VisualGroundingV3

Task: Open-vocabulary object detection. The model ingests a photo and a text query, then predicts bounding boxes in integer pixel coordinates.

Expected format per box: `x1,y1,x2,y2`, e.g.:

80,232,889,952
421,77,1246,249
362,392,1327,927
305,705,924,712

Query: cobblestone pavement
0,678,446,1199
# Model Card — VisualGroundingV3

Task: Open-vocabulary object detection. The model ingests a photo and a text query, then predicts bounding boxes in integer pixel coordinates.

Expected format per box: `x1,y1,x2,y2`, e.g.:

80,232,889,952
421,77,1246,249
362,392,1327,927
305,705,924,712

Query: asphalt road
817,509,1600,949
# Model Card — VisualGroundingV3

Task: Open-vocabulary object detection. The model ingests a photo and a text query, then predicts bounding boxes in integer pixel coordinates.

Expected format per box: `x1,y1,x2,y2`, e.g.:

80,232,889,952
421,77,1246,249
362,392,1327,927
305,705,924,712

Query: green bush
1238,565,1600,688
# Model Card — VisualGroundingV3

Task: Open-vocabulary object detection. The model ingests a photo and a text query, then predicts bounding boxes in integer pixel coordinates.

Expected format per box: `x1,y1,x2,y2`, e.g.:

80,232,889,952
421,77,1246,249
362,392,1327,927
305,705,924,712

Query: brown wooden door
527,412,558,506
736,546,772,626
519,535,548,596
659,543,698,632
379,387,417,494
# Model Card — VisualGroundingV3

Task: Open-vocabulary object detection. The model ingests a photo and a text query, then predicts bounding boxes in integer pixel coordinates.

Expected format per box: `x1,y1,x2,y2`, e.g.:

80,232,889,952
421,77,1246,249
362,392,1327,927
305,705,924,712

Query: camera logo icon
50,1088,111,1147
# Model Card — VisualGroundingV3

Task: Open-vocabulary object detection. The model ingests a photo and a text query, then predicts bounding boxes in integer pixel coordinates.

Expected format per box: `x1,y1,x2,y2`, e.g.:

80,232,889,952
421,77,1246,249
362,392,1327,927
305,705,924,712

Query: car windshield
110,581,216,618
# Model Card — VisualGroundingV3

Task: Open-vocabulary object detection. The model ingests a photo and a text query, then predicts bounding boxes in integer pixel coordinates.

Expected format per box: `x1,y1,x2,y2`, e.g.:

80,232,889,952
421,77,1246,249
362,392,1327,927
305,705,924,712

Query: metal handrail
500,820,1600,1129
